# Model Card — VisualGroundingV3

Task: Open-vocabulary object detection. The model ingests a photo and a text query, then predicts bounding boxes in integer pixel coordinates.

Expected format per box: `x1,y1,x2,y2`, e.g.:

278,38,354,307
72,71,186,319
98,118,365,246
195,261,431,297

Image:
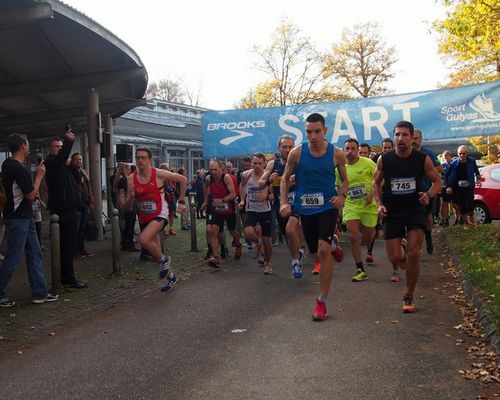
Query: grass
445,223,500,325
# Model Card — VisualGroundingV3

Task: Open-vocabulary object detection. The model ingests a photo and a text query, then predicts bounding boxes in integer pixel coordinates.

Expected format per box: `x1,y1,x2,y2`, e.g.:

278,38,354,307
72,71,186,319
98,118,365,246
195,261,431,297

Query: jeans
122,210,136,248
76,207,90,252
0,218,48,299
58,210,78,284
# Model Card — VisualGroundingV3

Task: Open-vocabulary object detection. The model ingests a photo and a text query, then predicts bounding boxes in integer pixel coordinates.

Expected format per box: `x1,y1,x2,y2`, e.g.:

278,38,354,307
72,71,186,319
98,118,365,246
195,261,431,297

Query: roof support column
105,115,115,219
87,88,103,240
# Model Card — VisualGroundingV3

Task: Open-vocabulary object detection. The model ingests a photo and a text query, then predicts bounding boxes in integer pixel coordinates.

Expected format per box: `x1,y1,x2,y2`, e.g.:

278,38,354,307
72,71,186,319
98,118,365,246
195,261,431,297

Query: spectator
71,153,95,258
195,170,205,219
45,128,88,289
445,145,480,227
0,178,6,260
161,164,177,235
32,197,47,250
439,150,454,226
0,133,58,307
114,163,139,252
177,168,191,230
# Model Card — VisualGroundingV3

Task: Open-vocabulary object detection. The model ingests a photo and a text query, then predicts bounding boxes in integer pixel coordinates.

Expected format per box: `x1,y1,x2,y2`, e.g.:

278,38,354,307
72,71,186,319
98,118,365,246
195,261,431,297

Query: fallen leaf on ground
231,329,247,333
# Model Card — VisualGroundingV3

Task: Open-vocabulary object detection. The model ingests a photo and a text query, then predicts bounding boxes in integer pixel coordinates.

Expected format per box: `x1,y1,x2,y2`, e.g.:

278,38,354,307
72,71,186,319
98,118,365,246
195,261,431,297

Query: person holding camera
45,126,88,289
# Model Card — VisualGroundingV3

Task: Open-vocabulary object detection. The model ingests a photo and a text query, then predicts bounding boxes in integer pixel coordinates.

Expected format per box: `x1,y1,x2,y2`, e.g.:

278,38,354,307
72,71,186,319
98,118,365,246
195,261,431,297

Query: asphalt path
0,239,480,399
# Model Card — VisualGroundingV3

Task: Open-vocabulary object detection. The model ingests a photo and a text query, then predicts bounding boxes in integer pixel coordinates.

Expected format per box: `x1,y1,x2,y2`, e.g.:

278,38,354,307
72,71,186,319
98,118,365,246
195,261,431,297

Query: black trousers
58,209,78,284
122,211,137,247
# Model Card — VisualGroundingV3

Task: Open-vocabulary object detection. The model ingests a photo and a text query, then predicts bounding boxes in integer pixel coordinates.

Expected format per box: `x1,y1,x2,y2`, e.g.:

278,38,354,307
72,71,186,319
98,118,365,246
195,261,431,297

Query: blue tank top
294,142,336,215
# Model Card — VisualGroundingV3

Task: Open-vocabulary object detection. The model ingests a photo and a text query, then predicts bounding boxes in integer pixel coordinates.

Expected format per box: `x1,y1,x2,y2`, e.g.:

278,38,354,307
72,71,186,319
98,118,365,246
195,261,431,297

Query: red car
474,163,500,224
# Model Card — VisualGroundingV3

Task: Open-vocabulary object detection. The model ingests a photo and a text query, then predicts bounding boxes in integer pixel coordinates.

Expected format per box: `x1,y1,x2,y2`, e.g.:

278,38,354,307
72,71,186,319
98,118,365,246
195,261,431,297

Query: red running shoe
312,262,320,275
331,235,344,263
312,299,328,321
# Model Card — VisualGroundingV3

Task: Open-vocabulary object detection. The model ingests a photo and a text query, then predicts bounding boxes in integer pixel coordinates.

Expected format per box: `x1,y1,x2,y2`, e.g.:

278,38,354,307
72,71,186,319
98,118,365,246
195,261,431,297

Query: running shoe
208,256,221,268
366,252,374,264
352,269,367,282
402,294,417,313
400,238,408,270
299,246,306,261
292,262,303,279
390,271,401,282
0,298,15,308
161,274,178,292
257,255,265,265
159,254,171,279
234,245,242,261
312,262,320,275
168,228,176,236
331,235,344,263
312,299,328,321
263,263,273,275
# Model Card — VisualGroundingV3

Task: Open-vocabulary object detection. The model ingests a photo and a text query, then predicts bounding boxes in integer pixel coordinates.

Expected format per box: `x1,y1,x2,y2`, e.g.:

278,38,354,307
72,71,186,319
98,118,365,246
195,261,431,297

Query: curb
440,229,500,355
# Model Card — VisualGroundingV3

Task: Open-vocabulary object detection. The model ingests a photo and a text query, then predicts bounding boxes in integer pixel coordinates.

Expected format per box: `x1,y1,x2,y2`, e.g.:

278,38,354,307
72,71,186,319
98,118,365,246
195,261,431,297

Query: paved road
0,238,480,399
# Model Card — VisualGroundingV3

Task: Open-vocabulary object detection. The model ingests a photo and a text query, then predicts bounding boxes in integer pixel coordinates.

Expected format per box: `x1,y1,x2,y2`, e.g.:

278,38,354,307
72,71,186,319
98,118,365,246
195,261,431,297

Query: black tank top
382,150,427,216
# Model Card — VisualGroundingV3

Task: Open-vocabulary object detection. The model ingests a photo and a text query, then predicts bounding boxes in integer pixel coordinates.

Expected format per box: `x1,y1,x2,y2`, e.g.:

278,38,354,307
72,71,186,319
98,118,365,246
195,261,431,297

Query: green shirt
336,156,378,214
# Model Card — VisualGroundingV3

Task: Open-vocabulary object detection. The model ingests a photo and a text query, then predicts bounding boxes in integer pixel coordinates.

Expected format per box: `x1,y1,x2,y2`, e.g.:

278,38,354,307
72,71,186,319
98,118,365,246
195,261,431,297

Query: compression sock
356,261,365,272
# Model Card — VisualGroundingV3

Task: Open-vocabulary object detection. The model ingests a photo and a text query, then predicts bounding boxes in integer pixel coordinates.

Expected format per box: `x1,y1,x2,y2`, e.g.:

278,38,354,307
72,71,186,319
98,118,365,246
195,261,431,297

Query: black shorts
299,208,338,254
275,206,299,233
139,217,168,232
206,211,236,232
452,187,474,214
383,211,427,240
244,211,272,237
441,187,452,203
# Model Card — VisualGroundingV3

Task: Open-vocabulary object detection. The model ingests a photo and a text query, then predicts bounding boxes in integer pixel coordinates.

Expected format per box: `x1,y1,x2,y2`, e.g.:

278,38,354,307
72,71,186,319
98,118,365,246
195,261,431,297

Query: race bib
287,191,295,205
138,201,157,213
300,193,324,208
348,185,367,200
247,193,259,201
458,180,469,188
272,175,282,187
215,203,229,212
390,177,416,195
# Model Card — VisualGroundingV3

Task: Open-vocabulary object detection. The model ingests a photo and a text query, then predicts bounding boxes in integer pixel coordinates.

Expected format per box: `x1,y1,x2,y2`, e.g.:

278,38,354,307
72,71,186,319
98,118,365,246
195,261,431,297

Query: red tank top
210,174,234,215
133,168,169,224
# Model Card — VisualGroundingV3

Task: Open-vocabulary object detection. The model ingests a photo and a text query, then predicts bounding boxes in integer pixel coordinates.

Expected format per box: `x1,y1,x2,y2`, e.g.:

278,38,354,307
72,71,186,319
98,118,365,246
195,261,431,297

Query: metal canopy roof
0,0,148,140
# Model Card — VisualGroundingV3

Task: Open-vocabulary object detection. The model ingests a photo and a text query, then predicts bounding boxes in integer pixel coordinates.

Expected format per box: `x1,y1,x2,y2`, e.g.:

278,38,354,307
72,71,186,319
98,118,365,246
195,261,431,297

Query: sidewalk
0,215,208,355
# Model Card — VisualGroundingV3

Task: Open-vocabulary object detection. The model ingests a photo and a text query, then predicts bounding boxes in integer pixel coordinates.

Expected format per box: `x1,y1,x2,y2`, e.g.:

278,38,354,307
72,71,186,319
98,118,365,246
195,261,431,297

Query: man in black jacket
45,128,88,289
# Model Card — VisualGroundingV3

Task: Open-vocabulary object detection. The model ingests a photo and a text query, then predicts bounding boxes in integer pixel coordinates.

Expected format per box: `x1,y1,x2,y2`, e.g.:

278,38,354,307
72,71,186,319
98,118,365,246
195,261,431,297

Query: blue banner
202,81,500,158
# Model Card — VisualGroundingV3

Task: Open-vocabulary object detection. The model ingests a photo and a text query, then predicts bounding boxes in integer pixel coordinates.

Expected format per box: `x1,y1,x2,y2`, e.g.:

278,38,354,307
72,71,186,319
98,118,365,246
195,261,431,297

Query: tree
468,135,500,164
237,19,348,108
145,77,186,103
323,22,397,98
433,0,500,87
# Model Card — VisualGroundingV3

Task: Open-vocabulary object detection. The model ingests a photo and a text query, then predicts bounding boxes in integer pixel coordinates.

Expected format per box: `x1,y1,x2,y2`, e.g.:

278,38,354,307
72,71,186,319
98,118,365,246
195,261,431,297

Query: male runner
412,129,442,254
126,147,187,292
358,143,371,158
240,153,273,275
258,135,305,278
337,139,378,283
202,159,241,268
373,121,442,313
280,113,348,321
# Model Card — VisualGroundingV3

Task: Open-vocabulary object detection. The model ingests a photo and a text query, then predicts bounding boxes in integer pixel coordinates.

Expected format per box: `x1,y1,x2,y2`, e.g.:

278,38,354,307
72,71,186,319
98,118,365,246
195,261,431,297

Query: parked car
474,163,500,224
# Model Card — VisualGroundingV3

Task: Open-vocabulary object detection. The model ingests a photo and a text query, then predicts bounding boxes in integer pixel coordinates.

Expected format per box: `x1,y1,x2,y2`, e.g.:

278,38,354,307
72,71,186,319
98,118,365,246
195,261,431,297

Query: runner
202,159,241,268
358,143,371,158
258,135,305,278
439,150,454,227
412,129,443,254
336,139,378,283
240,153,273,275
126,147,187,293
373,121,442,313
280,113,348,321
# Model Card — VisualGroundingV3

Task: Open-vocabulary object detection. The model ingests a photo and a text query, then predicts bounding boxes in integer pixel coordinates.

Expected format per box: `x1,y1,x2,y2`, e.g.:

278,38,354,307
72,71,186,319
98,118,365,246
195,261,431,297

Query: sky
62,0,450,110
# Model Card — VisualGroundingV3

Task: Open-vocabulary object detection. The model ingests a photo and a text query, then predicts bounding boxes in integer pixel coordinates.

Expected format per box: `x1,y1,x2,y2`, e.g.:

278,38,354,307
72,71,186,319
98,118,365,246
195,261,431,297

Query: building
113,99,209,179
